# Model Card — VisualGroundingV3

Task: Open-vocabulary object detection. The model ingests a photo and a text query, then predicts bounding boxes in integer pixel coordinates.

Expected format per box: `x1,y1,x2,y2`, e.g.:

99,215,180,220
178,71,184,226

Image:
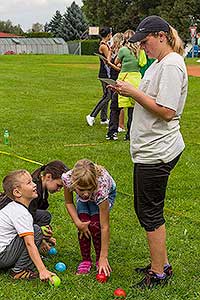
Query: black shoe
133,270,168,289
135,264,173,278
124,134,130,141
135,263,151,274
106,132,118,140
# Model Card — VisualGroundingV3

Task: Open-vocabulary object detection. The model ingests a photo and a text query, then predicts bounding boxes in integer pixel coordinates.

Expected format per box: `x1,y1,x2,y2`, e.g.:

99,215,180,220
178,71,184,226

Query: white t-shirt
130,52,188,164
0,201,34,253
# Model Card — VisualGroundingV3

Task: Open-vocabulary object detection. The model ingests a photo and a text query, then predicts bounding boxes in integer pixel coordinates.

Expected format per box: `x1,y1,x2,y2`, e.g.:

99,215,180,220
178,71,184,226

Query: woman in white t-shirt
111,16,188,289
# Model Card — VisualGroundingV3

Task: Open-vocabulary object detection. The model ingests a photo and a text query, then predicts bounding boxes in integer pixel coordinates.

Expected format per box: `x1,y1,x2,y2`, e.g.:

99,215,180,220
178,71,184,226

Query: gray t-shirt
130,52,188,164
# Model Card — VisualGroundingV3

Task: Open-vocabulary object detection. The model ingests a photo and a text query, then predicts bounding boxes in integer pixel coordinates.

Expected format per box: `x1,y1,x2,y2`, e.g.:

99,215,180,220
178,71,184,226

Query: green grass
185,57,200,65
0,55,199,299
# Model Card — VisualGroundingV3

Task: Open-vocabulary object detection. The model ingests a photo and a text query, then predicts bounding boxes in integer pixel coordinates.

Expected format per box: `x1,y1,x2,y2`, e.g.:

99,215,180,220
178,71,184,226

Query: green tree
48,10,63,37
82,0,142,32
82,0,200,40
0,20,23,34
24,31,53,38
44,22,49,32
31,22,44,32
61,1,88,41
152,0,200,41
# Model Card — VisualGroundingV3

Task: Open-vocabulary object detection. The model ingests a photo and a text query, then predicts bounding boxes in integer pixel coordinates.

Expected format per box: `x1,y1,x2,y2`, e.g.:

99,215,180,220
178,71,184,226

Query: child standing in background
62,159,116,276
107,30,141,141
29,160,69,250
86,27,112,126
106,32,124,140
0,170,55,281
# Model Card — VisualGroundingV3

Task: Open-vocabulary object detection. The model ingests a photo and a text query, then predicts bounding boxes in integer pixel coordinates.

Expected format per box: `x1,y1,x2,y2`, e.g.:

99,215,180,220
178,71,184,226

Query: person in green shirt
106,30,141,141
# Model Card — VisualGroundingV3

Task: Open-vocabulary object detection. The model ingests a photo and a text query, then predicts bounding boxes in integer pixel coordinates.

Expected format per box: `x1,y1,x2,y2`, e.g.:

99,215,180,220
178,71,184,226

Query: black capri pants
133,154,181,232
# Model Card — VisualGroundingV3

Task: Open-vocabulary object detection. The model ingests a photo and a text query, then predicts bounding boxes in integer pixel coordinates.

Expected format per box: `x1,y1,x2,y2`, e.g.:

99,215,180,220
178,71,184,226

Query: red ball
113,288,126,298
96,272,108,283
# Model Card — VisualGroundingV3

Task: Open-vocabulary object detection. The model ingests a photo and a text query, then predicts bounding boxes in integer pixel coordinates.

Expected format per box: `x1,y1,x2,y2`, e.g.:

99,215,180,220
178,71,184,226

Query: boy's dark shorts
133,154,181,232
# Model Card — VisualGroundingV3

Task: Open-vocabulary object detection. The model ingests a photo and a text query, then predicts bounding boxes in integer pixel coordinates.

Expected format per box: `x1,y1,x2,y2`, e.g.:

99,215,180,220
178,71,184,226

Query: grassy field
0,54,199,300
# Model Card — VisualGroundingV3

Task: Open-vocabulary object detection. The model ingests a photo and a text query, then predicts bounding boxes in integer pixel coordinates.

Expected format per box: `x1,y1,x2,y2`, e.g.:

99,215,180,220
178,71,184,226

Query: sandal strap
11,269,38,280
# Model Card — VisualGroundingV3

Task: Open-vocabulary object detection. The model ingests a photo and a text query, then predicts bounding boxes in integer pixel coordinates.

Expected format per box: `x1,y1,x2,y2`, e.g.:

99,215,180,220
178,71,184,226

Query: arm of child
107,60,121,72
64,186,91,239
114,56,121,66
98,200,112,277
107,48,112,62
23,235,55,283
99,43,110,58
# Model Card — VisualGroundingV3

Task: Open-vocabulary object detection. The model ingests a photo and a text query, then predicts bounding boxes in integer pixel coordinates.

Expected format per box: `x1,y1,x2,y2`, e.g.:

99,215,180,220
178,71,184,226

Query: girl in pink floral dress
62,159,116,277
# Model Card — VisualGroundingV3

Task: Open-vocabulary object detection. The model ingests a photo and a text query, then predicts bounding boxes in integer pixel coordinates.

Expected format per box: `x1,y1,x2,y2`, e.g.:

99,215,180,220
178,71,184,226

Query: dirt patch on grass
187,65,200,77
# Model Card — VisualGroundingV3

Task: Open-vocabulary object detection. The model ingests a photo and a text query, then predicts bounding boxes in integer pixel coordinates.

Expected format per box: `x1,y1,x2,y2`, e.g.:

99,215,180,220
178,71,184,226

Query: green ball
49,275,61,287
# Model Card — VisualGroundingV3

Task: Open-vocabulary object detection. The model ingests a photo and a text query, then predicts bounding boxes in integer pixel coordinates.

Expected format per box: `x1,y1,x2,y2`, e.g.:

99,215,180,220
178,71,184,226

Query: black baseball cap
129,15,170,43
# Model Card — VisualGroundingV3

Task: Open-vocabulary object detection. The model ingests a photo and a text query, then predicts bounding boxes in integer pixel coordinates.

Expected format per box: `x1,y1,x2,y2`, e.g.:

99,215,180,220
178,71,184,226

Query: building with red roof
0,32,22,38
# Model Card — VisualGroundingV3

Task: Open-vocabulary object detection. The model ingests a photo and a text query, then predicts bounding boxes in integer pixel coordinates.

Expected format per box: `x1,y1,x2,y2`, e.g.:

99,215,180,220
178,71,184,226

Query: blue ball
48,247,57,255
55,262,67,272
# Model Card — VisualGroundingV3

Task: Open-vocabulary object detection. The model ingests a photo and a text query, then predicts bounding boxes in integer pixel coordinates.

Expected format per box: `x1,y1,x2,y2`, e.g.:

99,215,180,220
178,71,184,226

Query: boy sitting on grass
0,169,55,281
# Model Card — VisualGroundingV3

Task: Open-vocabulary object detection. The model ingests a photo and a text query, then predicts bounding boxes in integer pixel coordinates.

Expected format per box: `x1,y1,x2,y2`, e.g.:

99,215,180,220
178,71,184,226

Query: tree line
1,1,200,41
82,0,200,41
0,2,88,41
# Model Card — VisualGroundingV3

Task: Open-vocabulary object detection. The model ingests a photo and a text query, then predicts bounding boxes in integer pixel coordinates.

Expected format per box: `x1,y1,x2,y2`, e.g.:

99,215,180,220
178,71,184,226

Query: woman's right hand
78,221,91,239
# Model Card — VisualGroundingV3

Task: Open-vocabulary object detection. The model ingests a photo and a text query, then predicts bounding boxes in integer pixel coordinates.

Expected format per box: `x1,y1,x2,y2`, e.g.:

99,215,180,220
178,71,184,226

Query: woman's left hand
98,257,112,277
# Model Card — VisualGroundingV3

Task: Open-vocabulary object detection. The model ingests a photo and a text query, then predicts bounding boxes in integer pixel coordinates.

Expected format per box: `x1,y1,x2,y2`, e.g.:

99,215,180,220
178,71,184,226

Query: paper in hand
98,78,117,86
94,53,107,61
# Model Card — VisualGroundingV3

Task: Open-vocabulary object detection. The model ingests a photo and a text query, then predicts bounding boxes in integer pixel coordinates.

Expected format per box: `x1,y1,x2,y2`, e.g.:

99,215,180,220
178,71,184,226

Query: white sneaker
118,127,126,132
100,119,109,125
86,115,95,126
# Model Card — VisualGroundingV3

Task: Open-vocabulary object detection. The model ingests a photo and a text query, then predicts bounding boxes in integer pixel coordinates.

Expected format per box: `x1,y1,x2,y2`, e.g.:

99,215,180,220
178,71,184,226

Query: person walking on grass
62,159,116,277
86,27,112,126
0,170,55,281
111,15,188,289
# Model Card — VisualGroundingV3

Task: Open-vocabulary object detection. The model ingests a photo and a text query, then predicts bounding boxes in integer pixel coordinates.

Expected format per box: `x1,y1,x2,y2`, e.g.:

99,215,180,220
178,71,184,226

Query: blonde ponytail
166,26,184,56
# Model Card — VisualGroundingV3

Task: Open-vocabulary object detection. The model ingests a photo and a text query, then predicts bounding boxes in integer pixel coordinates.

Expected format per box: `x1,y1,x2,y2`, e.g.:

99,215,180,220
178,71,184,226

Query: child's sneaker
133,270,168,289
10,269,38,280
76,260,92,275
86,115,95,126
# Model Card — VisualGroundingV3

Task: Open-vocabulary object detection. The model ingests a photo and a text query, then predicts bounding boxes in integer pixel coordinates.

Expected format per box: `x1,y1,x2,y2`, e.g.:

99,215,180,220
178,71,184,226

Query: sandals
10,269,38,280
76,261,92,275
